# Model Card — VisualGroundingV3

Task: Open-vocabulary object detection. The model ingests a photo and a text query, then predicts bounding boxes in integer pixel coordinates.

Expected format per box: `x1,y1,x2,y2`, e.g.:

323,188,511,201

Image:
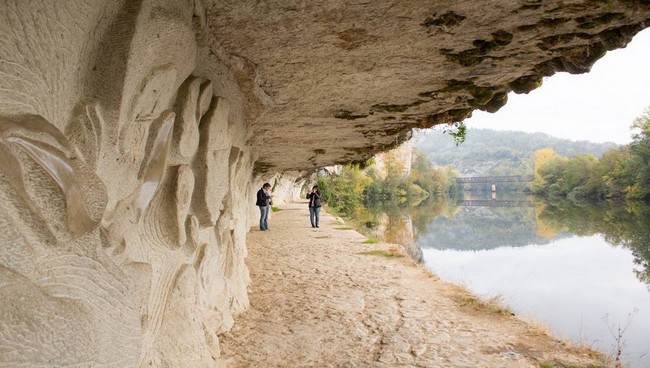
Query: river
353,194,650,367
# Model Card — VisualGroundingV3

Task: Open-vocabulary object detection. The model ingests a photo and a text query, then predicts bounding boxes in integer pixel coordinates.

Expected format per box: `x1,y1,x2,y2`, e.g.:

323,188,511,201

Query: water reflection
354,195,650,367
536,199,650,286
423,236,650,367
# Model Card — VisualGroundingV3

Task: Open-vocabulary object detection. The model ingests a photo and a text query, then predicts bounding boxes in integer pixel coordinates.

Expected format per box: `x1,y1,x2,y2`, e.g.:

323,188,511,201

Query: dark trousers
309,206,320,227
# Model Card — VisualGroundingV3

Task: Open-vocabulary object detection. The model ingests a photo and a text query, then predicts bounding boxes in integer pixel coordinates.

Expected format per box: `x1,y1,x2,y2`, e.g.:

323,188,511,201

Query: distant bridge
456,175,534,184
457,199,534,208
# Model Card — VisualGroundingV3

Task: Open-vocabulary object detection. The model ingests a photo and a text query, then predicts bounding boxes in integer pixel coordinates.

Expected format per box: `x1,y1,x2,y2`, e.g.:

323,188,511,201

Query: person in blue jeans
307,185,322,228
255,183,272,231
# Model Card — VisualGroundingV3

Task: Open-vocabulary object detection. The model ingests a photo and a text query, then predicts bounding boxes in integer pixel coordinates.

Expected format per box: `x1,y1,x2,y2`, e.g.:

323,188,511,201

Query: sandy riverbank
219,202,607,368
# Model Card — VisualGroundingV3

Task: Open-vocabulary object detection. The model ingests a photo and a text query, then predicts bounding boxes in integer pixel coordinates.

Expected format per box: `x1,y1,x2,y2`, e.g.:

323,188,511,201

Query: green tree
629,107,650,199
598,147,635,198
317,164,371,217
534,155,568,196
531,106,650,201
318,149,459,218
562,154,599,199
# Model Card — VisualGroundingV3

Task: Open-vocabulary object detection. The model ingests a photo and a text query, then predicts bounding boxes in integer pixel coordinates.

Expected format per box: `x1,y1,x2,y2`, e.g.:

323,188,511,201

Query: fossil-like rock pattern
0,0,649,367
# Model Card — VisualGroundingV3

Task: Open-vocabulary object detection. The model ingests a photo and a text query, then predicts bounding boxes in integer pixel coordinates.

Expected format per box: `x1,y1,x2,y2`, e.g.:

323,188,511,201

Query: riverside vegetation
316,151,458,222
316,107,650,233
531,107,650,200
312,109,650,367
316,107,650,285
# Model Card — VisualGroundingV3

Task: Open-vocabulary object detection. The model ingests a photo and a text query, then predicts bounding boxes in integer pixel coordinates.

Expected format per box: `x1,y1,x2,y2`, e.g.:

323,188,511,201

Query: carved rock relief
103,72,252,366
0,70,252,366
0,114,140,366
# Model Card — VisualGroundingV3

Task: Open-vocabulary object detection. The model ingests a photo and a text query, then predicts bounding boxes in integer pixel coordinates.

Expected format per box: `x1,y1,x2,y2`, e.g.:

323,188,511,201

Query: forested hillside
415,129,618,176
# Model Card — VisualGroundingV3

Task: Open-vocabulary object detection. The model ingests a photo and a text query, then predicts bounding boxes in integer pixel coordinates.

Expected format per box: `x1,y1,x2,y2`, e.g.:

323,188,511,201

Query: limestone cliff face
0,0,648,366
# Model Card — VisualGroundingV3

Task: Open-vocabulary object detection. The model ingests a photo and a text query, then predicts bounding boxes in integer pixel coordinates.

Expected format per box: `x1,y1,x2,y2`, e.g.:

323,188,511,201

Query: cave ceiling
205,0,650,172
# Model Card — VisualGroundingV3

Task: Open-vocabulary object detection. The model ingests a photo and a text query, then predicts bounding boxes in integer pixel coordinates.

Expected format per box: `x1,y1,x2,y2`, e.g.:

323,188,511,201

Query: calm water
357,195,650,367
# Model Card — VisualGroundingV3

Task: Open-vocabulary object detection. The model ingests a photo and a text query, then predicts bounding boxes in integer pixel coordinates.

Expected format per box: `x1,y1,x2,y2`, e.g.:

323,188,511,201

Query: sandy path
220,202,605,368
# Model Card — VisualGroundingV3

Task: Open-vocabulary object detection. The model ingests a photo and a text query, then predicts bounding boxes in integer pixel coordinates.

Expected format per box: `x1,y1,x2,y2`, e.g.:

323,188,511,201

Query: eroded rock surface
208,0,650,171
1,1,252,366
0,0,648,366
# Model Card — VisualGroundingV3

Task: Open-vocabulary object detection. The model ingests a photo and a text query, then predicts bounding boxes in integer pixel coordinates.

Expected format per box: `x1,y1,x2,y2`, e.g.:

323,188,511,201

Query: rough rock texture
0,1,252,366
0,0,649,367
208,0,650,171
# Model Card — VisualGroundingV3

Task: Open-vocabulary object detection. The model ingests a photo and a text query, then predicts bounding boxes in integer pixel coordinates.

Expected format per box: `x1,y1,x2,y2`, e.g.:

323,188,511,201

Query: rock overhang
1,1,650,366
206,0,650,173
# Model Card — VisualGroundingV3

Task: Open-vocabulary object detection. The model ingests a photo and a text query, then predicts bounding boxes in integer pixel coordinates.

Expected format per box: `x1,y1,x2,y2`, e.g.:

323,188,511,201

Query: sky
465,28,650,145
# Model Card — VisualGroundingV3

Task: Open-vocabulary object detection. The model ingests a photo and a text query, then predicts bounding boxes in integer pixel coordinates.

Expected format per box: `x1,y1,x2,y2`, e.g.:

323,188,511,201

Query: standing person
256,183,273,231
307,185,322,228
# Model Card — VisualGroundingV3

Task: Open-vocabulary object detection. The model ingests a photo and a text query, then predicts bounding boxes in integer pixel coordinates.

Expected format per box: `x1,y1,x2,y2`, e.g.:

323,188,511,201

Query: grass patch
359,246,403,258
362,238,379,244
359,250,403,258
449,285,514,316
451,290,513,316
528,318,605,362
271,207,280,212
539,364,602,368
335,226,353,230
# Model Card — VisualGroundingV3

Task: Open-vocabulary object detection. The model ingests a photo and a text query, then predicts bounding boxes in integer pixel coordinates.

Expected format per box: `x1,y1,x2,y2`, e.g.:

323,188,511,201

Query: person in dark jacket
255,183,273,231
306,185,322,228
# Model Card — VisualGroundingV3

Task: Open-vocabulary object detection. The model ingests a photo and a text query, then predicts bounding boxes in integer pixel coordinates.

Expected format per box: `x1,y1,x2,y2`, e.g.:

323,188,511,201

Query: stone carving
169,77,202,165
0,114,140,366
0,2,254,366
101,72,251,366
2,1,649,367
136,111,176,221
192,90,232,227
1,64,251,366
65,100,104,171
1,116,99,237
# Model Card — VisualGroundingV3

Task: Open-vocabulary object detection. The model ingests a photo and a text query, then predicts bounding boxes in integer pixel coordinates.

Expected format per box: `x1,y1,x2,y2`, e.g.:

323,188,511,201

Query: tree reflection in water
535,199,650,286
353,195,650,286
